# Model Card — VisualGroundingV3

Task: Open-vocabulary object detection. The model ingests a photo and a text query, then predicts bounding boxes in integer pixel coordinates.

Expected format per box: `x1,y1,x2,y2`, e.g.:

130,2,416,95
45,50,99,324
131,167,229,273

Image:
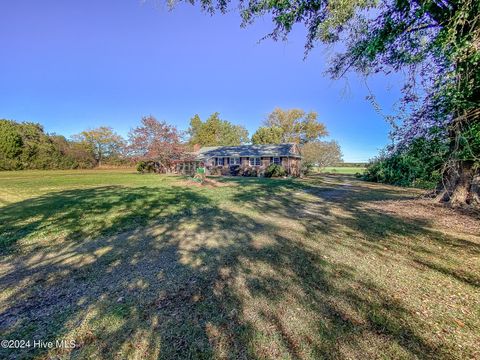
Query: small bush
136,161,147,173
230,165,241,176
221,167,230,176
265,164,286,178
242,167,258,177
136,161,155,173
146,162,155,173
209,167,220,176
301,162,315,175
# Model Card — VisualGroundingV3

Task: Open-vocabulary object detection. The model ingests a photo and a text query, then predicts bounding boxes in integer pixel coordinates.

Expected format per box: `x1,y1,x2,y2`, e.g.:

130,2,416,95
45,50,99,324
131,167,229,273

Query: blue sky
0,0,403,162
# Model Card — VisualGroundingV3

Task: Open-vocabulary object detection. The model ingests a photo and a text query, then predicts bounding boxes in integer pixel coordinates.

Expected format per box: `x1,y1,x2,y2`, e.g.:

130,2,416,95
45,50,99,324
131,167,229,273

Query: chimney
193,144,201,152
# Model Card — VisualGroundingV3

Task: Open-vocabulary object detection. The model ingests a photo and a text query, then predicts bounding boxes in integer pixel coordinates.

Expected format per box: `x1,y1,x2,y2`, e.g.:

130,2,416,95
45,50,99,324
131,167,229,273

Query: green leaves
251,126,284,144
0,120,23,160
363,135,449,188
73,127,126,165
0,120,96,170
188,112,249,146
264,107,327,144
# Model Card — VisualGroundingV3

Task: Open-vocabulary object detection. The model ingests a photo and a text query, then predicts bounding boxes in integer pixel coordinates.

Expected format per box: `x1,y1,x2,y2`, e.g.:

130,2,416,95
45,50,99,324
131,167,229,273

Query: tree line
0,108,342,171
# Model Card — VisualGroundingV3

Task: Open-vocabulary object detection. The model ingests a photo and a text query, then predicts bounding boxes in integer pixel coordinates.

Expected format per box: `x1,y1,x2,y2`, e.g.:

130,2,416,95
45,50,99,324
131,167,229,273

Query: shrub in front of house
136,161,155,173
209,167,220,176
230,165,241,176
238,165,247,176
221,167,230,176
301,162,315,175
265,163,286,178
241,167,258,177
136,161,147,173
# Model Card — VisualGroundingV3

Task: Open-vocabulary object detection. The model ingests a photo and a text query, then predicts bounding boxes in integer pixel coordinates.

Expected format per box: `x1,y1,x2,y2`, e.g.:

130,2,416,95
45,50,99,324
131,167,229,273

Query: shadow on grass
227,175,480,287
0,186,212,254
0,177,478,359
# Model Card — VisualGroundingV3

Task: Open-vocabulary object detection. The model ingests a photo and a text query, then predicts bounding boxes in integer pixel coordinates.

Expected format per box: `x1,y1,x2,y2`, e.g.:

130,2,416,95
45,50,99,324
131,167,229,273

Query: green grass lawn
318,166,366,174
0,170,479,359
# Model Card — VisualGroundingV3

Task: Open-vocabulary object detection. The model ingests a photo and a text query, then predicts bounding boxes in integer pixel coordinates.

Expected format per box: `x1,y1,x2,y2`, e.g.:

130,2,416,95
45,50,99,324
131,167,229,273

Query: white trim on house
249,157,261,166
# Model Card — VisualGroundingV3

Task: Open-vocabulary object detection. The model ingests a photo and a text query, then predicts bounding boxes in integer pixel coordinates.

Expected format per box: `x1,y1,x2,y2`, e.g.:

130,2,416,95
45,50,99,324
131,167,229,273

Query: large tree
263,108,327,144
251,126,284,144
0,120,23,161
188,112,249,146
73,127,125,166
177,0,479,205
302,141,343,172
128,116,185,170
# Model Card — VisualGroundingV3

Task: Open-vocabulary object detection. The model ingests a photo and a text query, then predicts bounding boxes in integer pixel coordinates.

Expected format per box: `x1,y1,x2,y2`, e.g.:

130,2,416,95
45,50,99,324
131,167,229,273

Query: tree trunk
436,160,480,206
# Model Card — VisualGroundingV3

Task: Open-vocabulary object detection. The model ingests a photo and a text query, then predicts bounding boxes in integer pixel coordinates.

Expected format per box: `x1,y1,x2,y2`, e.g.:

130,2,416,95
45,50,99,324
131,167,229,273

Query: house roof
194,143,301,159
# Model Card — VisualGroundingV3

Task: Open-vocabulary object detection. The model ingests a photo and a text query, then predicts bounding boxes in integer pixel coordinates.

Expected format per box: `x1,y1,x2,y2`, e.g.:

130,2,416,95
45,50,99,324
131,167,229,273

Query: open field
1,170,479,359
318,167,366,175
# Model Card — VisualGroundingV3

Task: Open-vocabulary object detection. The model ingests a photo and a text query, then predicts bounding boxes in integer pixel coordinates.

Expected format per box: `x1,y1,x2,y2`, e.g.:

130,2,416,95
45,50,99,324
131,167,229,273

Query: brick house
174,143,302,177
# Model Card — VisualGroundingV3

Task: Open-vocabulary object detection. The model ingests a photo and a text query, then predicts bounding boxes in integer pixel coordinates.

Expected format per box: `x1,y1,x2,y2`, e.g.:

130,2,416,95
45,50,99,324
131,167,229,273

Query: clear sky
0,0,403,162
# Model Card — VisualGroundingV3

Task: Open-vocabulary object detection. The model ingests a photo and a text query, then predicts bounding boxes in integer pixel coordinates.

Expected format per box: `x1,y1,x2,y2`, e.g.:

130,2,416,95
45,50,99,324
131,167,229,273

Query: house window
230,157,240,165
273,157,281,165
249,157,260,166
217,158,224,166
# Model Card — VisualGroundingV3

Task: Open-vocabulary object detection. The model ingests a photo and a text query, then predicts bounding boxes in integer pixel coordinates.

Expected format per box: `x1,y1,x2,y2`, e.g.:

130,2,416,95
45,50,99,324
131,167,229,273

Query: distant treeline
333,162,366,167
0,120,130,170
1,109,342,172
